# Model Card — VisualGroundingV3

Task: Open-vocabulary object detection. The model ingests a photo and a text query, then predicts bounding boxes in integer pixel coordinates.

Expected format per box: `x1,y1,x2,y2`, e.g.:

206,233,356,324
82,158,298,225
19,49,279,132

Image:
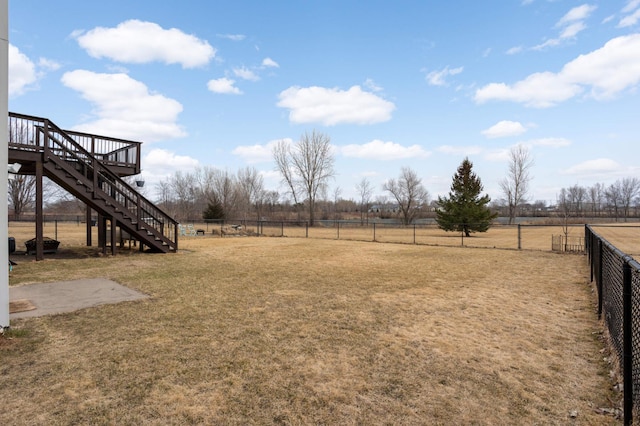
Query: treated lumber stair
8,112,178,253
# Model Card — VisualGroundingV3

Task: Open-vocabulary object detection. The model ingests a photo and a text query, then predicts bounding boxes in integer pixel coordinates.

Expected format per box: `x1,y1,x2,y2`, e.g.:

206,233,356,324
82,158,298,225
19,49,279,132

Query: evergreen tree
436,158,497,237
203,196,226,221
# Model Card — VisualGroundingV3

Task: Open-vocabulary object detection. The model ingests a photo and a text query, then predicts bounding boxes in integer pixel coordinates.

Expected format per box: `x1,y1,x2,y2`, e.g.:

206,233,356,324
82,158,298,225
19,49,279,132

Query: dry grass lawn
1,223,625,424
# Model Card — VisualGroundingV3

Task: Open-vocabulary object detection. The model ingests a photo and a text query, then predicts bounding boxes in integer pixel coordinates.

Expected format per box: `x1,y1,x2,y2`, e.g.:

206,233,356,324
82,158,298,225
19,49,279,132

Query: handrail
8,112,178,249
38,120,178,228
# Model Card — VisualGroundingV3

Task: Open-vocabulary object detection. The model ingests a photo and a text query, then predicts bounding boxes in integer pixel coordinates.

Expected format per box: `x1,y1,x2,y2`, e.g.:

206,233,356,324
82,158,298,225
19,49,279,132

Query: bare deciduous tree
211,169,239,218
8,175,36,220
167,171,198,221
383,167,429,225
237,166,266,219
556,187,572,247
332,186,342,220
620,177,640,221
355,177,373,225
588,183,605,217
499,144,534,225
567,184,587,217
273,139,302,219
272,130,335,226
605,181,622,221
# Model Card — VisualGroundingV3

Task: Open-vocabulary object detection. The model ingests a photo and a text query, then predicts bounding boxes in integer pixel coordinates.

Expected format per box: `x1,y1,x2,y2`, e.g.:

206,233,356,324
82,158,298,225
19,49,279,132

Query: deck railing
8,112,141,173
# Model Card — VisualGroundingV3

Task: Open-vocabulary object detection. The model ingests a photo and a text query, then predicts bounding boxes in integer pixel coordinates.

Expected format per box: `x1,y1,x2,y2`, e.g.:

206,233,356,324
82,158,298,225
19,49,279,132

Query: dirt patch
9,299,36,313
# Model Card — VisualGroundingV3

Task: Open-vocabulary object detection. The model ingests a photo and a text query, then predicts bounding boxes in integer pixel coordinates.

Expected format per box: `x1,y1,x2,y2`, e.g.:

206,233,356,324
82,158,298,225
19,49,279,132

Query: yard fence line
13,219,636,253
190,219,589,252
586,224,640,425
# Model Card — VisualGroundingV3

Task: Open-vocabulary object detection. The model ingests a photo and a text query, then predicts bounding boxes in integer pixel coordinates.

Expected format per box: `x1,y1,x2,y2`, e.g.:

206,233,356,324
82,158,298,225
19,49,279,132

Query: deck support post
35,159,44,261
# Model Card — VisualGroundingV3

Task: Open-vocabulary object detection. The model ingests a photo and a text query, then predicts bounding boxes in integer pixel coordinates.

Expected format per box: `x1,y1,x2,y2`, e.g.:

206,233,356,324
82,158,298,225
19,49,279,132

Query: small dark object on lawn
25,237,60,255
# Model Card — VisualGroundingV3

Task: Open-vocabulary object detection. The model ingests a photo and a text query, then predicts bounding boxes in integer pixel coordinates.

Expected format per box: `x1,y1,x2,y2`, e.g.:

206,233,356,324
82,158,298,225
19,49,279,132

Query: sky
7,0,640,205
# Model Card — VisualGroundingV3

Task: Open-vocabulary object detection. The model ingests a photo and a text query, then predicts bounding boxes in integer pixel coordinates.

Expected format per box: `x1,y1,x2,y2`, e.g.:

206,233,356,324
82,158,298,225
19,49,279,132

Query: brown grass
2,222,625,424
588,224,640,259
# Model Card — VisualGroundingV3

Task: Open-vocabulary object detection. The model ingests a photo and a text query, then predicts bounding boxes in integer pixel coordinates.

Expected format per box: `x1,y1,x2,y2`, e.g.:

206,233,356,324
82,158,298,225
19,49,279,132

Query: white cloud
232,139,291,163
558,4,597,26
340,140,430,160
8,44,37,97
484,148,511,162
481,120,527,139
61,70,186,142
73,20,215,68
559,21,587,39
233,66,260,81
562,158,621,176
528,137,571,147
38,57,61,72
363,78,383,92
425,66,463,86
532,39,561,51
207,77,242,95
262,57,279,68
623,0,640,13
143,148,200,177
475,34,640,107
619,8,640,27
533,4,596,50
218,34,246,41
506,46,524,55
437,145,483,156
277,85,395,126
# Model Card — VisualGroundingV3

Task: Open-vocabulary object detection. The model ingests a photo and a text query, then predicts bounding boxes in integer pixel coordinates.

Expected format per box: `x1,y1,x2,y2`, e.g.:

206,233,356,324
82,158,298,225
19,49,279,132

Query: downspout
1,0,11,328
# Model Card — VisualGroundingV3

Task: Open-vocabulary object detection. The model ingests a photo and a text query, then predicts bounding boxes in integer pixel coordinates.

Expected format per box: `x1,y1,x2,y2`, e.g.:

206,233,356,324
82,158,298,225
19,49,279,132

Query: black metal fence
551,234,585,253
586,224,640,425
180,219,589,252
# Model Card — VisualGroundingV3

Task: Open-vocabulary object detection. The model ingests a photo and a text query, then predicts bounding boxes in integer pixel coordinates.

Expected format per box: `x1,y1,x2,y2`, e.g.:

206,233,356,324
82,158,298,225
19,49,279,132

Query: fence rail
586,224,640,425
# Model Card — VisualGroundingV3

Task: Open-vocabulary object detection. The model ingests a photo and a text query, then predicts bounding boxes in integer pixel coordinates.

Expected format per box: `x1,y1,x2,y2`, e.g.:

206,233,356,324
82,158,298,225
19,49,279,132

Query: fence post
373,222,376,242
623,260,633,426
281,221,284,237
413,224,416,244
518,224,521,250
337,221,340,239
597,239,603,319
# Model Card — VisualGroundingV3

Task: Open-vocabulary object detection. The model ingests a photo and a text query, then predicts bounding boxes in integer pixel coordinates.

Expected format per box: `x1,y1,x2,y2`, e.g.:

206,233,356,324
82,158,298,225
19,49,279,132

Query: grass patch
2,228,623,424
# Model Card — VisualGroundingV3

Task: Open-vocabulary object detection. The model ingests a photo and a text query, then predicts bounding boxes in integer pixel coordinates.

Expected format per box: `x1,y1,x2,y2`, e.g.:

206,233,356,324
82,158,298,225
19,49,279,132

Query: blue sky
7,0,640,205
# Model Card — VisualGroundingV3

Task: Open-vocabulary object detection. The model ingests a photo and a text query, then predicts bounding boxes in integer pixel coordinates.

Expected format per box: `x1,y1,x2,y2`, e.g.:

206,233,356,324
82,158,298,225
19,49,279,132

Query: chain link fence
175,219,590,252
10,218,620,255
586,225,640,425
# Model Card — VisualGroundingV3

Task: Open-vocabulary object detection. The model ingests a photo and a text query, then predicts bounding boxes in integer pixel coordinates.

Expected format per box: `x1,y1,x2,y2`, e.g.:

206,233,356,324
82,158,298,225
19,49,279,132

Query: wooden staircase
8,112,178,254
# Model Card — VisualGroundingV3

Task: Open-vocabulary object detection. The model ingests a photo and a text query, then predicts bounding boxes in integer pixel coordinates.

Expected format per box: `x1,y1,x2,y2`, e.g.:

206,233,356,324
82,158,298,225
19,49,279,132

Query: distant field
2,222,623,424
